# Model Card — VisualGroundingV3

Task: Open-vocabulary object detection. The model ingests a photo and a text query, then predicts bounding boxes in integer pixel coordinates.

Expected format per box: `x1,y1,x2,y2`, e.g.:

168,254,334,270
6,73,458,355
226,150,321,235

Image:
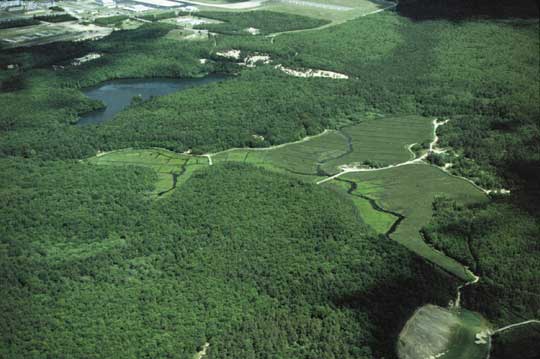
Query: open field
212,130,347,175
0,21,111,49
86,115,437,234
261,0,394,23
213,115,433,176
398,304,491,359
323,179,397,234
321,116,433,173
87,148,208,196
188,0,395,24
85,117,487,275
342,164,488,280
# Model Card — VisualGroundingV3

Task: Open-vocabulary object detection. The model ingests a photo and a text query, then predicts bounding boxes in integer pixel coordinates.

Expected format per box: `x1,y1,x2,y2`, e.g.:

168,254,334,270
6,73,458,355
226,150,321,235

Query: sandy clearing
275,64,349,79
241,54,272,67
194,342,210,359
72,53,102,66
216,49,241,59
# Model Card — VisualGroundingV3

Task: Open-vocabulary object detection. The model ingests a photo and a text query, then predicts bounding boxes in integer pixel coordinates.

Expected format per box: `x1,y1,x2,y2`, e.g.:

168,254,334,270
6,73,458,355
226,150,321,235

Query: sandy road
492,320,540,334
317,119,446,184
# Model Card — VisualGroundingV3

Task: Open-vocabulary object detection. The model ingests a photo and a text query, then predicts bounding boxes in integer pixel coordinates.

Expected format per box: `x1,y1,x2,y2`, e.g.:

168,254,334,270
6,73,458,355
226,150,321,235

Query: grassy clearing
212,130,348,176
342,164,488,280
323,179,397,234
87,149,208,196
398,304,491,359
260,0,393,24
165,28,209,41
322,116,433,173
194,10,330,35
192,0,392,25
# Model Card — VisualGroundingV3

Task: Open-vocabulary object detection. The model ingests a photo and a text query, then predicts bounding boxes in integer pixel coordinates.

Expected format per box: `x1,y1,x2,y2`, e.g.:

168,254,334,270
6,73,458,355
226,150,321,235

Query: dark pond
78,75,226,125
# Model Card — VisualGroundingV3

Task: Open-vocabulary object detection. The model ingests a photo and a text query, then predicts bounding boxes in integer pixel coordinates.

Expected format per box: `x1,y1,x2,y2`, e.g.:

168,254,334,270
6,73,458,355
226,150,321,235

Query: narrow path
204,154,213,166
453,272,480,308
266,0,397,40
492,320,540,335
194,342,210,359
317,118,445,184
203,129,331,165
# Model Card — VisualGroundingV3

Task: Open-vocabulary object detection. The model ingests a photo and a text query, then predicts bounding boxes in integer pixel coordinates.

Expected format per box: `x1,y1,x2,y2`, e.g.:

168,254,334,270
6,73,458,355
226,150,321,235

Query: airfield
0,0,395,48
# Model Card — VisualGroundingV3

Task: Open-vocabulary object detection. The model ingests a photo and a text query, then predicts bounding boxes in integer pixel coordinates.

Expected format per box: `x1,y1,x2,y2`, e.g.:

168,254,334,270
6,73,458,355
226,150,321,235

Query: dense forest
0,3,539,358
397,0,539,19
423,197,540,321
0,161,458,358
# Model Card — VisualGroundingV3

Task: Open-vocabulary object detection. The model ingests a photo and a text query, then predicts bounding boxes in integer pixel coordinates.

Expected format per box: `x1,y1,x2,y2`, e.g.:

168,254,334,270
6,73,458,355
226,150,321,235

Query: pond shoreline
76,73,229,126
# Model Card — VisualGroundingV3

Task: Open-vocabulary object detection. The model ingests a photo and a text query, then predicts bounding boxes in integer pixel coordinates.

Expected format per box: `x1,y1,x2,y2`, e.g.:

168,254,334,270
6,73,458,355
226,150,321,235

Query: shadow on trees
332,256,459,358
397,0,539,21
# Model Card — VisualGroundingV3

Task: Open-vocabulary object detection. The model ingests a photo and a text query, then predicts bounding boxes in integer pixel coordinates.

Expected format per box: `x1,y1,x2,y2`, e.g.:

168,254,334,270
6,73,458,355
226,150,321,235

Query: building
96,0,116,8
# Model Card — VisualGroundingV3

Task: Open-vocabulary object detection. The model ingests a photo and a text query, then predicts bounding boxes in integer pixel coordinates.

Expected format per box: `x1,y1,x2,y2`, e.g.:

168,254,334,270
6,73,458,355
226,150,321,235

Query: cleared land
212,130,347,175
87,116,437,234
321,115,433,174
261,0,395,24
398,304,491,359
324,179,397,234
188,0,394,25
213,115,433,176
87,148,208,196
0,22,111,49
342,164,488,280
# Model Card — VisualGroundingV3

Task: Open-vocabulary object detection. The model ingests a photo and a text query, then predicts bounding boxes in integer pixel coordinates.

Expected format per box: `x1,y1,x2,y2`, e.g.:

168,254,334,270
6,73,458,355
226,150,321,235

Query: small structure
96,0,116,8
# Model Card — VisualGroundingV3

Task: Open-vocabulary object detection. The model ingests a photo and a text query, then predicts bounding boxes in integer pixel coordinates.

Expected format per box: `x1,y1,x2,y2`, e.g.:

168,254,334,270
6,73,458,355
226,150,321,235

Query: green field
87,115,437,234
398,304,491,359
213,115,434,176
342,164,488,280
190,0,394,26
87,149,209,196
324,178,397,234
212,130,346,175
260,0,395,24
321,116,433,173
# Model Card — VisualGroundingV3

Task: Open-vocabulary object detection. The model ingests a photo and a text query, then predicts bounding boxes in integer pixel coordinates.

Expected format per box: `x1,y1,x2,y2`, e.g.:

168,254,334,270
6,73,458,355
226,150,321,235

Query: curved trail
194,342,210,359
204,129,331,165
492,320,540,334
453,272,480,308
316,119,446,184
267,1,398,41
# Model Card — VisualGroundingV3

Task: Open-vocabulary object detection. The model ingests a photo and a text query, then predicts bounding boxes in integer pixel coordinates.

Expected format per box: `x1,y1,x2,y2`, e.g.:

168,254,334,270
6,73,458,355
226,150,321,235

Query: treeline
438,114,540,191
195,11,329,35
422,197,540,325
0,18,39,29
0,161,458,358
397,0,539,20
137,11,177,21
34,13,77,23
94,15,128,26
91,68,367,154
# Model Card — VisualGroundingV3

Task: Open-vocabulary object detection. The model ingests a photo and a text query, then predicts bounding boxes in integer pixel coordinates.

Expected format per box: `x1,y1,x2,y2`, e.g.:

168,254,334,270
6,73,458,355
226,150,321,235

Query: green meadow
342,165,488,281
87,149,209,196
321,115,433,173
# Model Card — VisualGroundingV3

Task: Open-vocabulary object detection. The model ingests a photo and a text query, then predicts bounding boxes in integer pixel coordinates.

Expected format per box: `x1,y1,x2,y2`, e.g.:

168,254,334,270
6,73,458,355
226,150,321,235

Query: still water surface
78,75,226,125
